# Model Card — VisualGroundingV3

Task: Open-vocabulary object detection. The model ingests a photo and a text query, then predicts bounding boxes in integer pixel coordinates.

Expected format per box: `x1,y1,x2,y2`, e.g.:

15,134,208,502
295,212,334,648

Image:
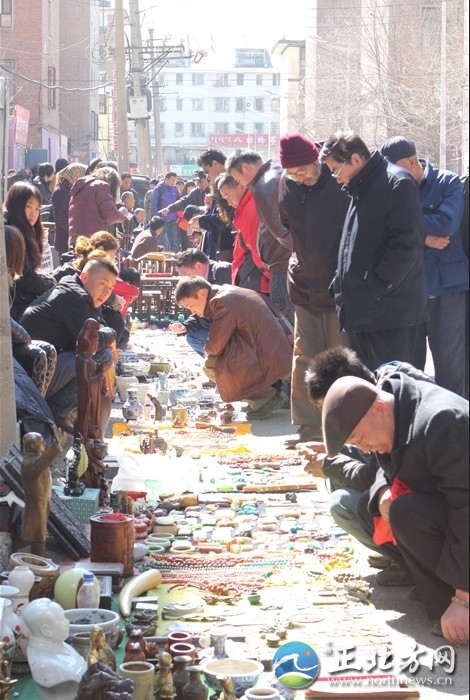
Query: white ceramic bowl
63,608,121,648
200,658,264,697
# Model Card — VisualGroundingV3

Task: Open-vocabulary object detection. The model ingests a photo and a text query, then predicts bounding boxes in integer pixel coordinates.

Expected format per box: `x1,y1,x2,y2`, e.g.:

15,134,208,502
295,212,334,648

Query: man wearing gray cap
381,135,468,397
322,374,469,646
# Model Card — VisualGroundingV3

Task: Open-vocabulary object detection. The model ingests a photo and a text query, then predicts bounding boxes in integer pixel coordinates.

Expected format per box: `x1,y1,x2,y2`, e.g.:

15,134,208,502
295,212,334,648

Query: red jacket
231,190,270,294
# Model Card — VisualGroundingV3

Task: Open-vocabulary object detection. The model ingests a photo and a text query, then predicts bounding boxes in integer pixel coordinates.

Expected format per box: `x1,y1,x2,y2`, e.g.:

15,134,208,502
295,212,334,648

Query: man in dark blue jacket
381,136,468,397
320,131,428,371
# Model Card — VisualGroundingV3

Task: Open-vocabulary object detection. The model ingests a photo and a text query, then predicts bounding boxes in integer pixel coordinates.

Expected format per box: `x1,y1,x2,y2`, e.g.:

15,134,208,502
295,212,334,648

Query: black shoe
375,564,414,586
409,586,421,601
431,620,444,637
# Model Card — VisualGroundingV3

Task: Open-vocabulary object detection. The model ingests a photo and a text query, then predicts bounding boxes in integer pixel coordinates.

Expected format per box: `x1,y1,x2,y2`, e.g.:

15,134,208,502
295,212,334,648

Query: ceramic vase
0,598,17,669
182,666,208,700
209,629,228,659
172,654,192,700
120,660,155,700
122,389,143,422
7,566,34,672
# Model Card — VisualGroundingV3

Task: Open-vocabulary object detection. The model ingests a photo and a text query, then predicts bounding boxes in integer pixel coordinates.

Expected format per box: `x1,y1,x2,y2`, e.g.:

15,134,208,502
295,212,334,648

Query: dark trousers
348,326,420,371
414,292,467,397
358,491,454,619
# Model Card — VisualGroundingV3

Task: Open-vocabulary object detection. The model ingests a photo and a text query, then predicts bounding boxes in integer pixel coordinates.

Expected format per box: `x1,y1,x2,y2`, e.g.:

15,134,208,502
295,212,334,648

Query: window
192,74,204,86
175,122,184,136
256,74,263,86
0,0,12,27
272,74,280,86
236,74,244,86
254,122,263,134
214,98,230,112
176,98,183,110
176,74,183,85
99,94,108,115
192,98,204,111
47,66,56,110
254,97,264,112
235,98,244,112
235,122,245,134
191,123,205,137
159,97,167,111
90,111,99,141
214,123,229,135
214,73,229,87
160,123,166,139
1,59,15,93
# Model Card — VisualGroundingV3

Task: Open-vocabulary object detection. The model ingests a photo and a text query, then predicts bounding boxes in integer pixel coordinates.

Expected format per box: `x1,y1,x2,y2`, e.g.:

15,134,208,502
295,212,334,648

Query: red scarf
372,477,413,545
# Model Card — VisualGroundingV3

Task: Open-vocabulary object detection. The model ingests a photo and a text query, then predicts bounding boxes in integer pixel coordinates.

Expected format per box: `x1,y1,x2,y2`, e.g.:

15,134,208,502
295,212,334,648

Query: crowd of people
3,131,469,646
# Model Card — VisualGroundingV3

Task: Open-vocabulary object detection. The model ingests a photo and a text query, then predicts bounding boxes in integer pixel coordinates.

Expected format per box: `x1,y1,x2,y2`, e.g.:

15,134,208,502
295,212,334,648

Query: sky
138,0,310,66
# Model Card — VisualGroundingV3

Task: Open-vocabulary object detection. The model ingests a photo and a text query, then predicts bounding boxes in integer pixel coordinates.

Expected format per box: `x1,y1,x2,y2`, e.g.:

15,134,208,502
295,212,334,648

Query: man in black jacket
20,257,118,432
322,374,469,645
278,134,350,446
320,131,428,370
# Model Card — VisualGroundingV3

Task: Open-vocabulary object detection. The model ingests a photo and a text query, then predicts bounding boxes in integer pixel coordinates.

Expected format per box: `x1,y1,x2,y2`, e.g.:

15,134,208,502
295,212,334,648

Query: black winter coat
279,166,350,315
369,373,469,592
334,151,428,332
20,274,116,352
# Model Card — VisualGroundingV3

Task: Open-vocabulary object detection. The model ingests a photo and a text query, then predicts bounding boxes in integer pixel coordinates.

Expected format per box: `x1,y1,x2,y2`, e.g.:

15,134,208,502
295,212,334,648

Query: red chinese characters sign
13,105,29,146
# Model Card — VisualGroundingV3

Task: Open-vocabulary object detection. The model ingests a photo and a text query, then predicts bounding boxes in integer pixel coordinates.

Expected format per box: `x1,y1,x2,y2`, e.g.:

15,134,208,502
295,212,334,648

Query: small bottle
76,572,100,608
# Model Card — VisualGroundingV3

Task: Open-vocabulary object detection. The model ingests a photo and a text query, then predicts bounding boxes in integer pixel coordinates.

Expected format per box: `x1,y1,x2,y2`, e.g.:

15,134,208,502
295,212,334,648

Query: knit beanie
279,133,319,168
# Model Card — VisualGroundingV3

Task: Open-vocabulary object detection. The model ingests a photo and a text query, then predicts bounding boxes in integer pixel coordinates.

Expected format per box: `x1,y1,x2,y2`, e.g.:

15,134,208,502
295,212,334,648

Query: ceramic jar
120,660,155,700
243,689,281,700
122,389,143,422
8,552,59,600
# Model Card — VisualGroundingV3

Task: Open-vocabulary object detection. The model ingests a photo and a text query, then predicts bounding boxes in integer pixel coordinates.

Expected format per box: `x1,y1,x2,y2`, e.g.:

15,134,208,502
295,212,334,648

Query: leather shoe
245,392,285,420
431,620,444,637
284,425,322,448
375,564,414,586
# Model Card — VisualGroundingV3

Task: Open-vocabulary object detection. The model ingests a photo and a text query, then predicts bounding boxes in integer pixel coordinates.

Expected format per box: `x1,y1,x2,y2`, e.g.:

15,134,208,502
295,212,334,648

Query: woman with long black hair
4,181,55,320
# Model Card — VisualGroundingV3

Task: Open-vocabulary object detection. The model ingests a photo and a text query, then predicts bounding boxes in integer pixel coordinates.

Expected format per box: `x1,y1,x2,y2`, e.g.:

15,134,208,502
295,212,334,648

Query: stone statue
75,318,111,505
154,651,175,700
21,428,64,557
23,598,87,700
75,662,134,700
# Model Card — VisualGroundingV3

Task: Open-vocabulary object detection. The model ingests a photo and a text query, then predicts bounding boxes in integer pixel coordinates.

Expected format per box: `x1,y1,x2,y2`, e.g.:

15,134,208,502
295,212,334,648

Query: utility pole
0,77,17,455
128,0,152,176
115,0,129,173
148,27,164,174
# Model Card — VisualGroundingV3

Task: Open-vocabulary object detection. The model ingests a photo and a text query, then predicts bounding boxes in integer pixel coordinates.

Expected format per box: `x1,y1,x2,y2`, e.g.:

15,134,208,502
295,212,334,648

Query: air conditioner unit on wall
244,101,252,110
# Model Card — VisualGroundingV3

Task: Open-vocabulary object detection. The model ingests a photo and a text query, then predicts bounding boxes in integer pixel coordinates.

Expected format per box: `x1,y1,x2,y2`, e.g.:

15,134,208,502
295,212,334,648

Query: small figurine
218,676,237,700
0,642,17,699
64,438,86,497
87,626,115,671
21,427,64,557
147,393,164,421
154,651,175,700
76,661,134,700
